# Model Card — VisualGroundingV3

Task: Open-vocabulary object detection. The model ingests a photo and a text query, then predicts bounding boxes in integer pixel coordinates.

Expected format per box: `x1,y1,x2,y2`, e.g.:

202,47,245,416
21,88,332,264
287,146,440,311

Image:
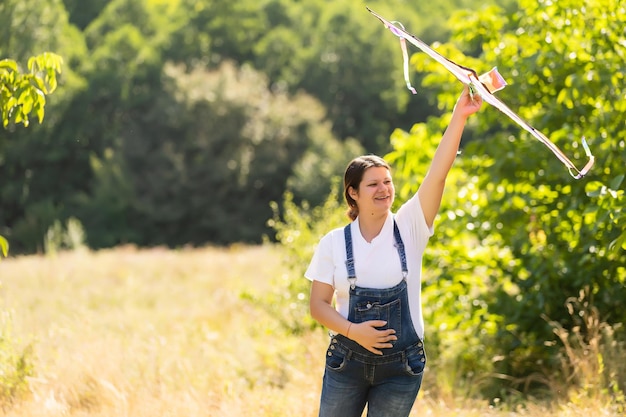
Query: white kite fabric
367,7,595,179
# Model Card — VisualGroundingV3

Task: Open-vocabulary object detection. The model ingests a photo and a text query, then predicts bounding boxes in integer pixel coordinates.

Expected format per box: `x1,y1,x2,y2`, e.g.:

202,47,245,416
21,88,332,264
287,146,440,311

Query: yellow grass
0,245,620,416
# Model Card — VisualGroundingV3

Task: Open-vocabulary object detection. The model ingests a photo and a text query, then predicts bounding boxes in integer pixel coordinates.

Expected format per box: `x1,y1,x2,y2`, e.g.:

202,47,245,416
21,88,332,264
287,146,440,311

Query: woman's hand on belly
350,320,397,355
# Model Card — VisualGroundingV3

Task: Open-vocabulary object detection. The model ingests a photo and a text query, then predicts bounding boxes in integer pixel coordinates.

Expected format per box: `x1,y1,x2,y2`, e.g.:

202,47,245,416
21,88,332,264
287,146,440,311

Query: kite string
399,38,417,94
391,21,417,95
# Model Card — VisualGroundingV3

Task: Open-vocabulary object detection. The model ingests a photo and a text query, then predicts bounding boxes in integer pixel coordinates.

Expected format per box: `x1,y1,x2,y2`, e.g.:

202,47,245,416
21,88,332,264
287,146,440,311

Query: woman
305,86,482,417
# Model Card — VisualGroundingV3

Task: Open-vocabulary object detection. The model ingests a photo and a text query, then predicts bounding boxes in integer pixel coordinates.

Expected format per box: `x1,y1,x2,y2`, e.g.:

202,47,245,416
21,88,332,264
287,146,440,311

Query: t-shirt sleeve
395,193,434,248
304,231,336,287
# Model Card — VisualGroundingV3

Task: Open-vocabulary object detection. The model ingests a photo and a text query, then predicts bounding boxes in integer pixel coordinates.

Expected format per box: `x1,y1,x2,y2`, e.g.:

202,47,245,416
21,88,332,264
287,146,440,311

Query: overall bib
318,221,426,417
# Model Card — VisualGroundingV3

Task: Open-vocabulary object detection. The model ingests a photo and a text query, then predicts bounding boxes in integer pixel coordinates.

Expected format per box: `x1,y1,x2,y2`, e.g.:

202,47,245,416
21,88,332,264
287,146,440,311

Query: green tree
78,60,359,247
0,53,63,256
0,0,530,253
43,0,366,248
251,0,516,152
252,0,411,152
61,0,111,30
386,0,625,396
0,0,88,254
0,0,66,62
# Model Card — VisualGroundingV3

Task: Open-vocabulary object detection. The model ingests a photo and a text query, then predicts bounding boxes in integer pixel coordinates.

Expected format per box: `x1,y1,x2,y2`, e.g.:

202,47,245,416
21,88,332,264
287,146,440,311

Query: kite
367,7,595,179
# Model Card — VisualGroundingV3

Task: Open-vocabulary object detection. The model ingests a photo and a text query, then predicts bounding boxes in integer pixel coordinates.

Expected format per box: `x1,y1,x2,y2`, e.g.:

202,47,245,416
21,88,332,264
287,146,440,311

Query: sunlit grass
0,245,620,416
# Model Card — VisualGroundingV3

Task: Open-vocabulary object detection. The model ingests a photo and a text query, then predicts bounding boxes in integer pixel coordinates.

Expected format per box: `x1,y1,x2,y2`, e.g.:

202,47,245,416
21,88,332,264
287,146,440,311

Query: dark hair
343,155,391,220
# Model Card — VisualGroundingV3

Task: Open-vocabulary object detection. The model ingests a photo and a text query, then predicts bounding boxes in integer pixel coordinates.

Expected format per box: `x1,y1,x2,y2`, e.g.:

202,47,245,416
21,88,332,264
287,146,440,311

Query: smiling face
343,155,393,220
349,166,395,218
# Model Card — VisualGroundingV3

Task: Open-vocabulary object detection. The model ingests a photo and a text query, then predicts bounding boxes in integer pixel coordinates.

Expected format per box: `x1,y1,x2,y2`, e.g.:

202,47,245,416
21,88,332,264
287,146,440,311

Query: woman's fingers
367,341,394,355
366,335,397,355
354,320,398,354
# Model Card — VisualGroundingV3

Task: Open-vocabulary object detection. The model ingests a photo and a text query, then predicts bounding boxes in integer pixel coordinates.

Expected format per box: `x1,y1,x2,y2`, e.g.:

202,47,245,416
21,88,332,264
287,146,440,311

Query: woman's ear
348,186,358,200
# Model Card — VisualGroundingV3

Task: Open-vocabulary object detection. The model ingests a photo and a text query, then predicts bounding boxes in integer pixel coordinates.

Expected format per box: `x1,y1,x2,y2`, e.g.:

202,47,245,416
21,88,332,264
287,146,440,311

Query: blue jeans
319,337,425,417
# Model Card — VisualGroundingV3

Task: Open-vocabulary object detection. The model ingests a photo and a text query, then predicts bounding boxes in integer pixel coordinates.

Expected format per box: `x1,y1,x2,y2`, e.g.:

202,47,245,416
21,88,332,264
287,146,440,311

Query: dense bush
386,0,626,399
263,180,348,334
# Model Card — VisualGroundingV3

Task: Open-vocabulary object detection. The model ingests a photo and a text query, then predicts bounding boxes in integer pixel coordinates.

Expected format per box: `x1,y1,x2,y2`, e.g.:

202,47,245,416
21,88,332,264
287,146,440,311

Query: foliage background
383,0,626,396
1,0,625,407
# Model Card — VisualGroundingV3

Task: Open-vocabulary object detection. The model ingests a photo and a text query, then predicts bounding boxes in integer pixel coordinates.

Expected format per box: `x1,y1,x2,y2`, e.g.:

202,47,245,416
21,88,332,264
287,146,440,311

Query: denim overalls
318,221,426,417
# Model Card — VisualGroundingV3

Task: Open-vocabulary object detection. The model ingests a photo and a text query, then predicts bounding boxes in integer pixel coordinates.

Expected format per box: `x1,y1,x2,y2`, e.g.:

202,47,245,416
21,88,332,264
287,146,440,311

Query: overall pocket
403,341,427,376
325,339,348,372
353,298,402,337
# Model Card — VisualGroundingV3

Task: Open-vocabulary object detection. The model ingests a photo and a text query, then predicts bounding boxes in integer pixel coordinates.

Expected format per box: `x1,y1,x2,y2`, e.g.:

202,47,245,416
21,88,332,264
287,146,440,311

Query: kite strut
366,6,595,179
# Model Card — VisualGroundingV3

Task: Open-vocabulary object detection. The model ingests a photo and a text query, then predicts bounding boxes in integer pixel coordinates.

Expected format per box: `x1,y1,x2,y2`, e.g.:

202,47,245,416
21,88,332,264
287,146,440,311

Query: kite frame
367,6,595,179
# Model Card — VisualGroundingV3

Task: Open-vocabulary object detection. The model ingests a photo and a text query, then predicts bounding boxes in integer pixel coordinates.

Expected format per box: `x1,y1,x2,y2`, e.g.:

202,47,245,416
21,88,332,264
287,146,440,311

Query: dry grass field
0,245,620,416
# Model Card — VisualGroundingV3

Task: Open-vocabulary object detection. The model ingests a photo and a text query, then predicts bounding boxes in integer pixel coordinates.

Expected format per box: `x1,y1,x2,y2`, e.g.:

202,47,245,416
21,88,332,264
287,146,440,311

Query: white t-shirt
305,193,434,339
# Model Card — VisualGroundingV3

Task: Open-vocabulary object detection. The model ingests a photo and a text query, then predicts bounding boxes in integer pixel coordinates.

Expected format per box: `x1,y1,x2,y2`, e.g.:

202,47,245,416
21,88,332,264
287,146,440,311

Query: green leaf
29,75,46,91
20,92,34,114
610,174,624,191
608,234,626,252
0,236,8,257
0,59,18,72
585,181,604,198
27,56,38,73
35,98,46,123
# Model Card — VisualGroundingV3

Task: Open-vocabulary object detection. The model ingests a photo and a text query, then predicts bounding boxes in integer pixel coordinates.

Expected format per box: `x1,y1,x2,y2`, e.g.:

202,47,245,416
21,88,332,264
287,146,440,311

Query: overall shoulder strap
393,219,408,278
343,224,357,289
